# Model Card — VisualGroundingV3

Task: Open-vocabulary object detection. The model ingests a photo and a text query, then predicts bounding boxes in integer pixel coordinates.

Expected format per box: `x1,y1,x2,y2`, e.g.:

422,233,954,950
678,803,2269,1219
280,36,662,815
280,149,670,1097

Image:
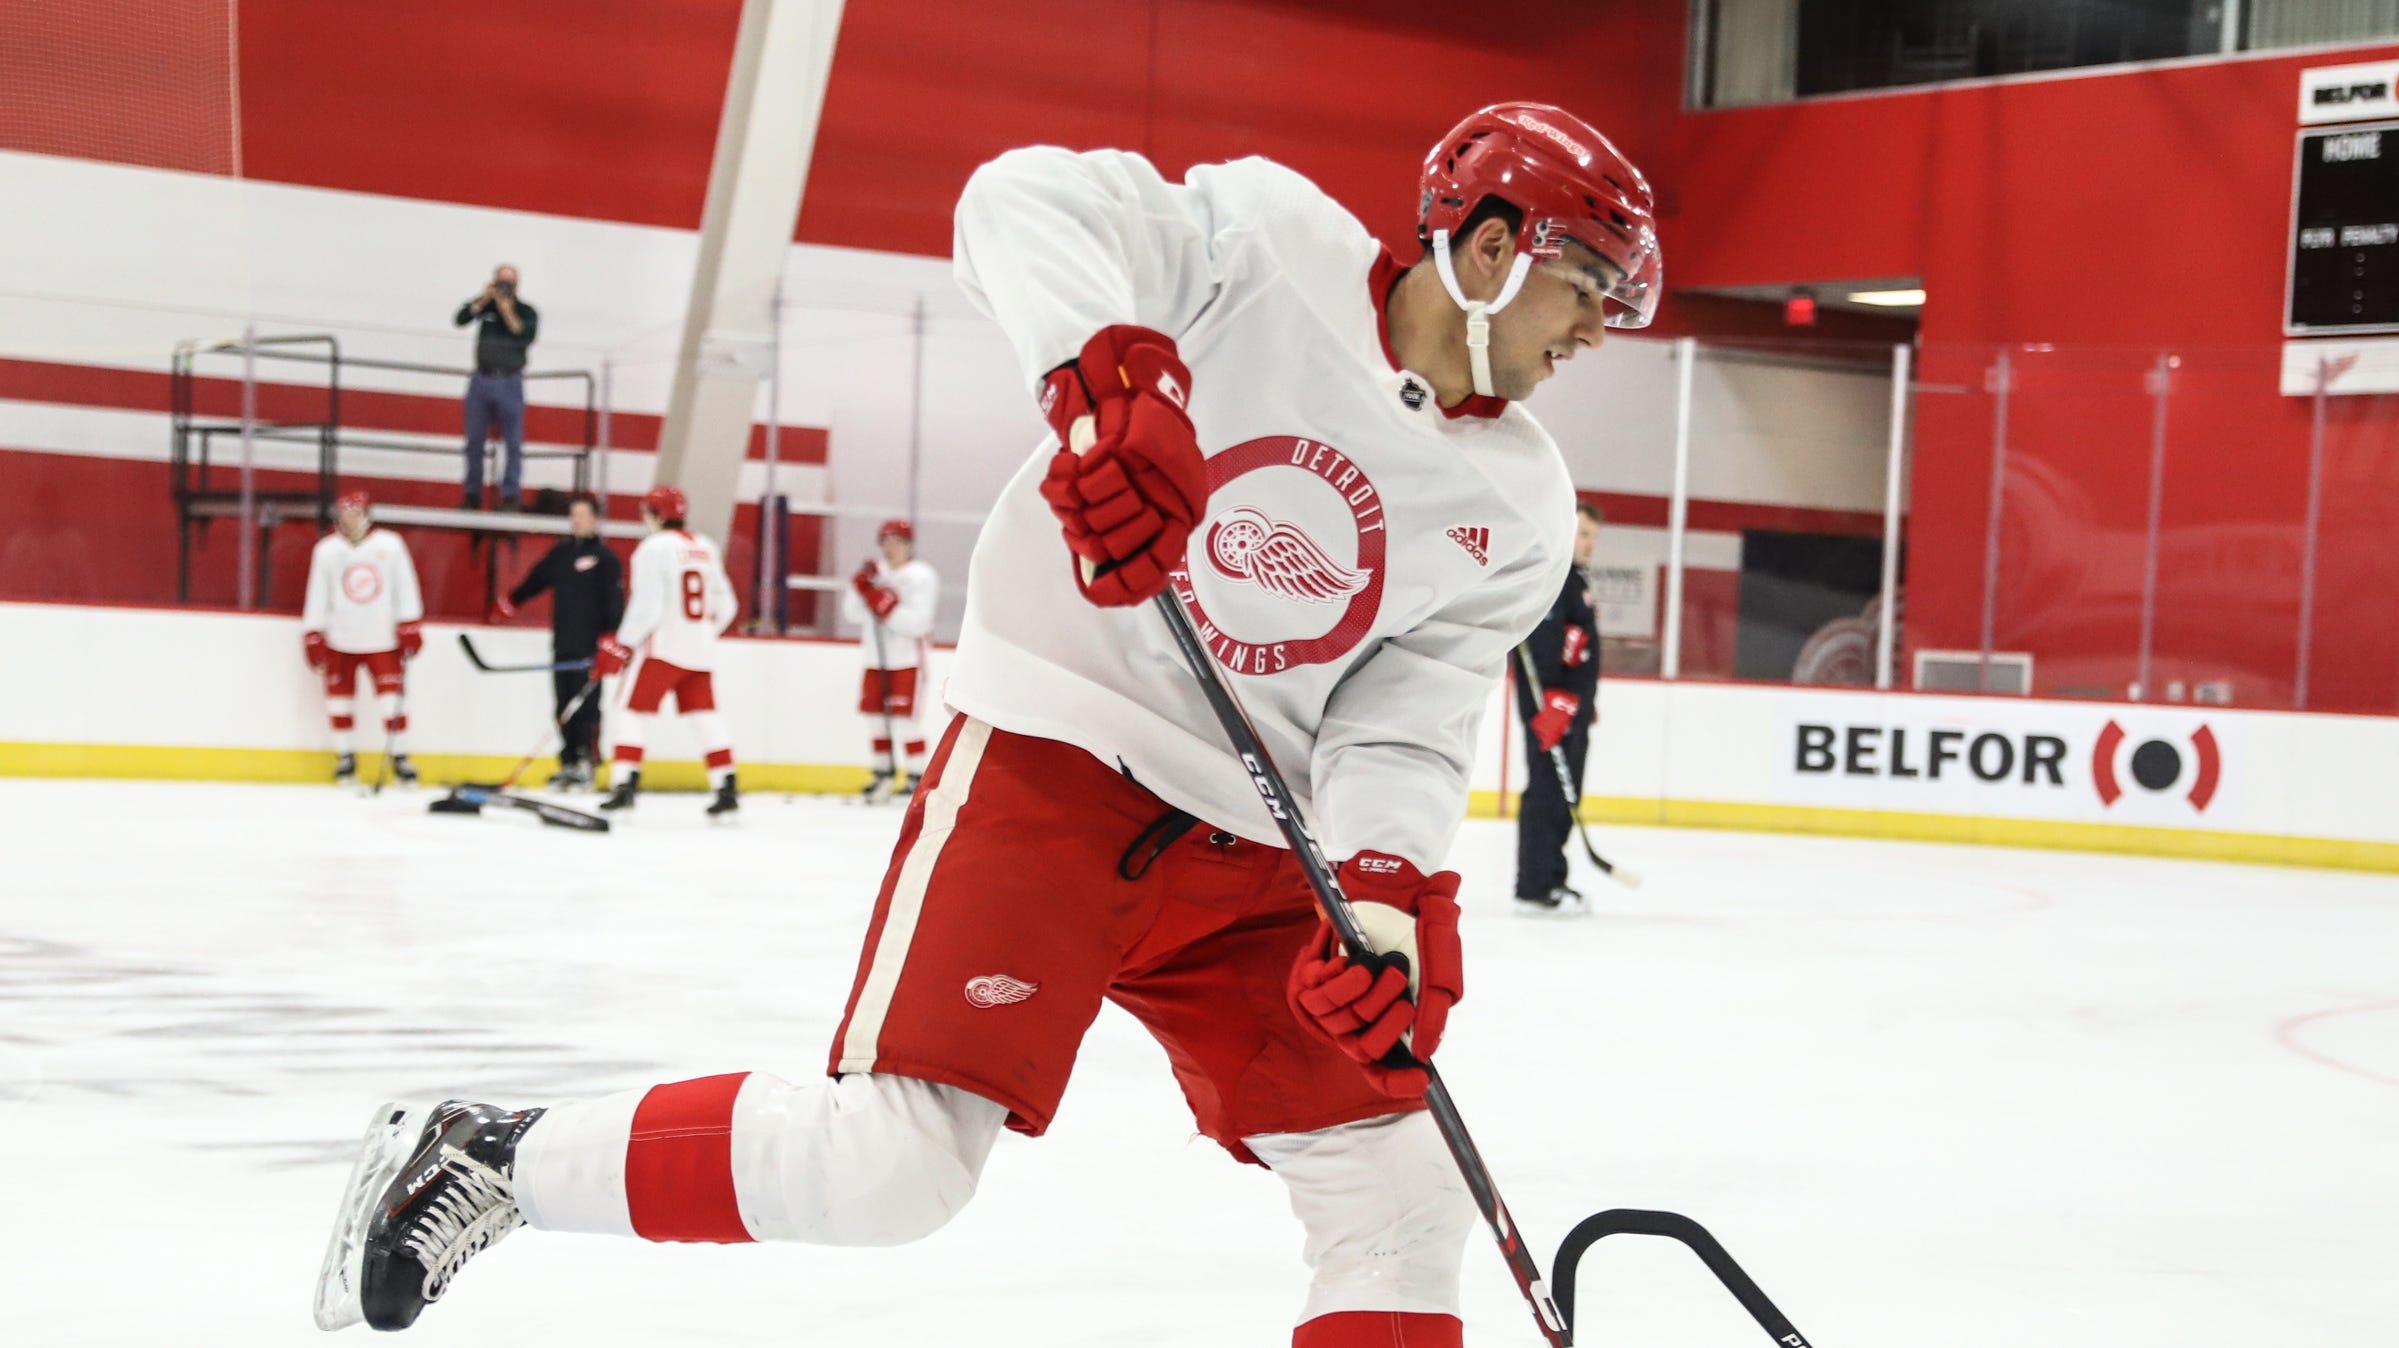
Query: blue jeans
462,372,526,497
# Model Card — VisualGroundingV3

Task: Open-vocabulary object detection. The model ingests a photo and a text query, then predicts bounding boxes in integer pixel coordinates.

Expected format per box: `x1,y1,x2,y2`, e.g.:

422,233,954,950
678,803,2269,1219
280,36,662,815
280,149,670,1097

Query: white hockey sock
327,696,355,755
513,1073,1005,1246
612,710,650,773
687,710,733,787
377,692,408,755
1247,1111,1476,1322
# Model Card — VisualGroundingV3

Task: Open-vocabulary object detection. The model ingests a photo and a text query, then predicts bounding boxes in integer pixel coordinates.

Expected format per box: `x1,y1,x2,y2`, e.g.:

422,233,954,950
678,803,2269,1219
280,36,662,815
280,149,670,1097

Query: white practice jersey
838,558,939,671
301,528,423,654
619,528,737,673
950,148,1576,869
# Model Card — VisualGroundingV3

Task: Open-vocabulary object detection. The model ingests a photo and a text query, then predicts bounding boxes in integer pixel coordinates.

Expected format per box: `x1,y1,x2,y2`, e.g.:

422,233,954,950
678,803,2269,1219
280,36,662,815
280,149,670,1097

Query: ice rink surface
4,777,2396,1347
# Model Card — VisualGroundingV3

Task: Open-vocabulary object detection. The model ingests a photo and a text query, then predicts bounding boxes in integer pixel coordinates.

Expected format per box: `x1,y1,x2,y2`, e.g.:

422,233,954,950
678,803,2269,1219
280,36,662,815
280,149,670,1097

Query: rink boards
3,599,2393,872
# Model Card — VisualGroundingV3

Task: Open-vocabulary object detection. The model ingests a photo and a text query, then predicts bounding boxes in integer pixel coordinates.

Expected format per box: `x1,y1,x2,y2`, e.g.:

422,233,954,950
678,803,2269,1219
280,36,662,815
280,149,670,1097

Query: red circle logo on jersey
1170,435,1386,674
341,562,382,604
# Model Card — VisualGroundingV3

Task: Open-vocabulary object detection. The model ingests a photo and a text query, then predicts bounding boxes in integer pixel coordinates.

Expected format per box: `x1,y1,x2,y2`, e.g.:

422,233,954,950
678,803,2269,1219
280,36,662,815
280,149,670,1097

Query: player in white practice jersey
836,517,939,800
594,485,740,816
318,103,1660,1346
301,491,424,785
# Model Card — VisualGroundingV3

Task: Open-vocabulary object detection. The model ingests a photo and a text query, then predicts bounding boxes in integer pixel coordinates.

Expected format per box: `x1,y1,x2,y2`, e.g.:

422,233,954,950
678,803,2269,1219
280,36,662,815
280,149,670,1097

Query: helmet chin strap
1431,228,1535,398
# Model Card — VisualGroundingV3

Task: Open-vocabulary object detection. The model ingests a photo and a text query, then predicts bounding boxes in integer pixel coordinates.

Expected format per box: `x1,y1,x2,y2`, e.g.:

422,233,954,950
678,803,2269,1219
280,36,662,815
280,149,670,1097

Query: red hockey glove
1530,689,1579,752
1036,325,1207,607
595,632,632,678
493,595,519,620
302,630,329,672
851,559,899,620
397,621,424,661
1287,853,1464,1098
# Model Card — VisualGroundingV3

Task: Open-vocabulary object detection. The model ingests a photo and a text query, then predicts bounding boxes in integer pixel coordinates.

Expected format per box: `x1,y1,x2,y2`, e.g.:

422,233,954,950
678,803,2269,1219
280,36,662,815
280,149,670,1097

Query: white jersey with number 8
619,528,738,672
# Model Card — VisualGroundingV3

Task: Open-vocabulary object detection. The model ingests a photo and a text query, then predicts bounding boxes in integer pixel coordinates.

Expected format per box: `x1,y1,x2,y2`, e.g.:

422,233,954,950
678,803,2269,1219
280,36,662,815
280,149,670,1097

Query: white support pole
595,357,613,503
1661,336,1697,680
1978,349,2012,692
1876,342,1910,690
906,293,925,526
760,277,785,631
2295,358,2330,709
237,322,257,610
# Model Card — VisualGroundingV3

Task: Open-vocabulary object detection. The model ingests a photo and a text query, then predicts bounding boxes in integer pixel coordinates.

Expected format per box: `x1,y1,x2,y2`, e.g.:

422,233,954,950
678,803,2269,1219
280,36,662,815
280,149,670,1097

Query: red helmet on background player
876,518,914,543
1418,102,1661,331
335,489,372,516
643,485,688,522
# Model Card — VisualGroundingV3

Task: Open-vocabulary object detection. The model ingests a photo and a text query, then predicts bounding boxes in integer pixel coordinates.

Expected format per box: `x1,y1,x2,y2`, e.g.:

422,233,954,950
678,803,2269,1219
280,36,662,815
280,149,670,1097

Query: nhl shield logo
1399,378,1428,410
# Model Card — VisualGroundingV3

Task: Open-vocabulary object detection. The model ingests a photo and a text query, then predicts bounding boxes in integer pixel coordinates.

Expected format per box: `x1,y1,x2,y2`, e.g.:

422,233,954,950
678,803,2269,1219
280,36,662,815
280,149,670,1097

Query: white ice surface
2,778,2396,1347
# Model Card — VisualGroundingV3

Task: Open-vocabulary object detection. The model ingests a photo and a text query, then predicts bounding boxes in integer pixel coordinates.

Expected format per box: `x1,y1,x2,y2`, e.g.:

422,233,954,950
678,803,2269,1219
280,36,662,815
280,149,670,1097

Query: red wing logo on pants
2092,721,2221,811
963,975,1039,1008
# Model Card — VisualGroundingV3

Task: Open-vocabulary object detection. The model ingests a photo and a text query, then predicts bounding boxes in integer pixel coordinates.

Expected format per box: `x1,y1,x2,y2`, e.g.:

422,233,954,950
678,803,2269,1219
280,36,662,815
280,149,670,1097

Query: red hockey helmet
1419,102,1661,330
643,485,688,521
334,489,371,516
876,518,914,542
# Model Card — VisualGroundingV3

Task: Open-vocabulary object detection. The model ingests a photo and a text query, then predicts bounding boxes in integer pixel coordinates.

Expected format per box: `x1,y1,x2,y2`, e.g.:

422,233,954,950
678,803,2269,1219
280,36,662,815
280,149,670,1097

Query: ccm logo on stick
1795,723,2067,785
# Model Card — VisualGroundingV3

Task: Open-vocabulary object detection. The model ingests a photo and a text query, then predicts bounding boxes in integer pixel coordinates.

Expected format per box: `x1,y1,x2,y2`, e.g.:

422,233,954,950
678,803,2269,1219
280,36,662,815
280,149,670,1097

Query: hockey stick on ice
1156,586,1809,1345
458,633,595,675
429,676,608,831
1511,645,1639,889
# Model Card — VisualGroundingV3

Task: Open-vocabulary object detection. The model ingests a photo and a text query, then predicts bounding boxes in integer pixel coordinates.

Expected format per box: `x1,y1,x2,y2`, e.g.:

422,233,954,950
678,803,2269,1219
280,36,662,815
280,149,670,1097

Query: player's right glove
1286,852,1464,1097
594,633,632,678
1530,689,1580,752
302,630,329,672
1037,325,1207,607
493,595,518,620
851,559,899,620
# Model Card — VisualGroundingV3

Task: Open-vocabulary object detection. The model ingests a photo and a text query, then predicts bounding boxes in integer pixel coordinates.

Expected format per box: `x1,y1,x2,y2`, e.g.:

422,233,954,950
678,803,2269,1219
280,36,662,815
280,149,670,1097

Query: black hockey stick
1159,587,1807,1344
1511,645,1640,889
1150,585,1572,1345
458,633,595,675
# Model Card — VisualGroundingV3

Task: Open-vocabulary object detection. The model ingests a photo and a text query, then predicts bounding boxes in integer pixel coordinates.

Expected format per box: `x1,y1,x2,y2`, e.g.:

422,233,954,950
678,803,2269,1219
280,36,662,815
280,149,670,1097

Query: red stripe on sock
625,1072,754,1243
616,747,645,765
1293,1311,1463,1348
704,748,734,769
871,738,892,753
331,717,354,730
904,740,926,756
386,716,409,732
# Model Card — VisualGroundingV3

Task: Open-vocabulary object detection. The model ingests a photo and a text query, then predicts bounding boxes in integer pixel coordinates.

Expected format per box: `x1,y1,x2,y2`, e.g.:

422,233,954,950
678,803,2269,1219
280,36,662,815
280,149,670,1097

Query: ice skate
854,768,894,805
598,770,639,812
390,754,419,786
1513,884,1589,918
332,752,357,785
705,779,740,817
313,1098,544,1332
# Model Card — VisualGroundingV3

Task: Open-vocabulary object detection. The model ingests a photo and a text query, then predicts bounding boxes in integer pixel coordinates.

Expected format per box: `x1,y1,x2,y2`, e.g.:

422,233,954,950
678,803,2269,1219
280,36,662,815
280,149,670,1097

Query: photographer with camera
453,264,540,511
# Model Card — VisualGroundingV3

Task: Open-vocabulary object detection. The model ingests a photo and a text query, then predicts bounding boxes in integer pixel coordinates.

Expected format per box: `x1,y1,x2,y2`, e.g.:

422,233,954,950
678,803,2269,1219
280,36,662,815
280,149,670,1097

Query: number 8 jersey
619,528,738,672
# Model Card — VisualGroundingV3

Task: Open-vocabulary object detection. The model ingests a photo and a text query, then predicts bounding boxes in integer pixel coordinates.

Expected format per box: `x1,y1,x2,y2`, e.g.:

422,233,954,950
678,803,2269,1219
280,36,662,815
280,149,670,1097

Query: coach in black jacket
1513,502,1603,911
498,493,623,787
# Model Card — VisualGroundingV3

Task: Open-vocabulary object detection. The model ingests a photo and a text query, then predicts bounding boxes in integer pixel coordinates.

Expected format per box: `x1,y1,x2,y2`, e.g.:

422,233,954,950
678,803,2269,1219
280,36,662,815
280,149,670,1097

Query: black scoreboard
2288,120,2399,335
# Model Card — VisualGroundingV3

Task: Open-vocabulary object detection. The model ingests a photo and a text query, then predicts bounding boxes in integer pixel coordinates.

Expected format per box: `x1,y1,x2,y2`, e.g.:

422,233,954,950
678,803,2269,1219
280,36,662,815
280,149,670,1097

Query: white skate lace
402,1147,523,1303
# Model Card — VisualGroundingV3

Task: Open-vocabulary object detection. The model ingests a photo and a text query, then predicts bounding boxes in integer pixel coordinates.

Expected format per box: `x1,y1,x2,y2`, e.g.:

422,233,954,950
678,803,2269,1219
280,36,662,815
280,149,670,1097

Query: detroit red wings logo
341,563,382,604
1205,507,1368,604
963,975,1039,1008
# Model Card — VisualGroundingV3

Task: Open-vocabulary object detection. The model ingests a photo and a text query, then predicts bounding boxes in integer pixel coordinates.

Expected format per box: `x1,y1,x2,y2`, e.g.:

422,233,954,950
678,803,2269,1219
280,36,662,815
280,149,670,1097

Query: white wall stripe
836,717,992,1072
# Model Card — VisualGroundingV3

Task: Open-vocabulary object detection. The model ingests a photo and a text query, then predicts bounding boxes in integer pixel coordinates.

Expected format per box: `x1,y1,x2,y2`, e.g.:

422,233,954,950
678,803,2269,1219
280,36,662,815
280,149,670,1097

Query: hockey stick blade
1550,1209,1813,1346
436,785,609,833
1152,587,1572,1347
458,633,595,675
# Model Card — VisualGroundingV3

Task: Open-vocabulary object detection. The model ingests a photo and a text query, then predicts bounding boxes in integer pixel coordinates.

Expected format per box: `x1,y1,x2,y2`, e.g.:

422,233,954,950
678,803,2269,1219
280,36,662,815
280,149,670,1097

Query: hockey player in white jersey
593,485,741,816
301,491,424,785
837,517,939,800
318,103,1658,1346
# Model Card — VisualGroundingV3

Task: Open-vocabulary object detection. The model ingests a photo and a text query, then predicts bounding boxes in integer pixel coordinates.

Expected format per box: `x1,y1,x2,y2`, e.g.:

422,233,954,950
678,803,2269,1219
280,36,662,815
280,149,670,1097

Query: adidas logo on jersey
1446,526,1490,566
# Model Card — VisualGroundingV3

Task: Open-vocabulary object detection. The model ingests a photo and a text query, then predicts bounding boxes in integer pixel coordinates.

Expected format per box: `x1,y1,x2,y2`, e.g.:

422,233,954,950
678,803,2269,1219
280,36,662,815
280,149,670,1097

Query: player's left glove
594,633,632,678
1037,325,1207,608
851,559,899,620
1286,852,1464,1098
397,621,424,662
302,630,329,672
1530,689,1579,752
